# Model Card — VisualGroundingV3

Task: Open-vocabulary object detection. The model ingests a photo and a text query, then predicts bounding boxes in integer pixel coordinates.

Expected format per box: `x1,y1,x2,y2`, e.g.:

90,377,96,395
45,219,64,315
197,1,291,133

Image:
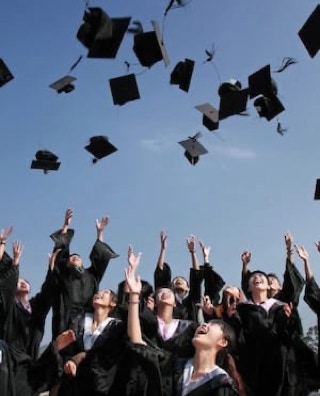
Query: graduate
0,229,60,396
49,208,119,338
125,247,239,396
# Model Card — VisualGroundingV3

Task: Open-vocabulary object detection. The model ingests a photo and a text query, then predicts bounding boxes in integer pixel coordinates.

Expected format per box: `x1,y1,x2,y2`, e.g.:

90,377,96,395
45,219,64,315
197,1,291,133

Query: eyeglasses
227,296,239,305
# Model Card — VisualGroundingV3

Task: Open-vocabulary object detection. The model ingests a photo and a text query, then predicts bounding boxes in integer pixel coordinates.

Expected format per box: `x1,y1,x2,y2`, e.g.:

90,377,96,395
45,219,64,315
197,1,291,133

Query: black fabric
50,229,119,338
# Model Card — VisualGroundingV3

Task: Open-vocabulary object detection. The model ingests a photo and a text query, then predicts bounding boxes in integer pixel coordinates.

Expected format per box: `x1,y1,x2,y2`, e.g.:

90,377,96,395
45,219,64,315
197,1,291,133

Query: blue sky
1,0,320,343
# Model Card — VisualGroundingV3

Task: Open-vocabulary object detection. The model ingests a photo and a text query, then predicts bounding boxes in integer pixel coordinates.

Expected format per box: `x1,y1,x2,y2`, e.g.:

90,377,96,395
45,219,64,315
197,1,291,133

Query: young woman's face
156,288,175,306
172,277,189,293
17,278,31,294
192,322,227,350
248,273,269,292
92,289,115,308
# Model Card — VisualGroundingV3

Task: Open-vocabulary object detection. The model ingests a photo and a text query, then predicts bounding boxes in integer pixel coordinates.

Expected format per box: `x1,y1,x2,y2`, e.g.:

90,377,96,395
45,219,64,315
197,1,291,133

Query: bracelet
189,250,195,253
0,241,6,245
128,301,140,304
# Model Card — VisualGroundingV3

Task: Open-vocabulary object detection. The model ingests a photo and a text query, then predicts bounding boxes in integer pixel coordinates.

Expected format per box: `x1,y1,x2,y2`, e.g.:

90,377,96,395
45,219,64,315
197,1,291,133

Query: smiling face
68,254,83,267
92,289,117,309
192,321,229,351
155,287,176,306
172,276,189,294
16,278,31,294
248,272,269,293
267,275,281,296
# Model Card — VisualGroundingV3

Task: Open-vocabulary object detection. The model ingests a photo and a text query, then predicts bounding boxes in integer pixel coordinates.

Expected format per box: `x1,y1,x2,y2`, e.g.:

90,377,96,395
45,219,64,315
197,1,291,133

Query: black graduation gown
0,259,56,396
174,358,239,396
201,263,226,306
50,229,119,338
241,259,305,304
154,263,203,321
58,316,126,396
237,299,305,396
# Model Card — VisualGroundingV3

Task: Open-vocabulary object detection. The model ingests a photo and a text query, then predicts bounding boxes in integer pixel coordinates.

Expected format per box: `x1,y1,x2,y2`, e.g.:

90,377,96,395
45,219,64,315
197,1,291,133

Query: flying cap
178,133,208,165
314,179,320,200
248,65,278,99
254,95,285,121
218,80,249,120
0,59,14,87
170,59,195,92
298,5,320,58
195,103,219,131
133,20,170,68
31,150,61,173
77,8,131,59
85,135,118,163
49,76,76,94
109,74,140,106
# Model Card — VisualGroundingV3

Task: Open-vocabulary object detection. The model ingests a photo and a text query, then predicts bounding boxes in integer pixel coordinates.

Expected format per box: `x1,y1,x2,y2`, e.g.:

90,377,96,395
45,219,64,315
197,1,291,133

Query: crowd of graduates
1,209,320,396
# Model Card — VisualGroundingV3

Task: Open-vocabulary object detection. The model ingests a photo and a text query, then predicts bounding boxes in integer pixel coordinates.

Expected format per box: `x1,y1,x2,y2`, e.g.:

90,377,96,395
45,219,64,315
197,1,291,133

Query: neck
175,289,187,297
93,306,110,325
157,304,174,323
192,349,217,378
252,290,268,304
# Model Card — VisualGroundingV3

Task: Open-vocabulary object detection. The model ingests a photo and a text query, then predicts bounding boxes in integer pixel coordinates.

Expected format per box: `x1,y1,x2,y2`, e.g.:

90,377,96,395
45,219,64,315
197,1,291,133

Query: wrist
0,240,6,245
189,250,195,254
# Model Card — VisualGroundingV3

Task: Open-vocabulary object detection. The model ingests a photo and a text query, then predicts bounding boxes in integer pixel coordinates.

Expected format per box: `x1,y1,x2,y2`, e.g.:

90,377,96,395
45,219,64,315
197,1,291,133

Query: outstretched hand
127,245,142,272
160,230,167,250
125,264,142,295
96,216,109,232
284,231,293,251
187,235,196,252
294,245,309,261
0,225,13,242
48,248,62,271
199,241,211,260
314,241,320,253
12,241,24,266
241,251,251,265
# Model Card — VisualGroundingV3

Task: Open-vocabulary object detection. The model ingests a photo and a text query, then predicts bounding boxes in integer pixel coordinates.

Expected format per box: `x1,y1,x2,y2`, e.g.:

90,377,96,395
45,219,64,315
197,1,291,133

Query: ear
218,338,228,349
109,301,117,308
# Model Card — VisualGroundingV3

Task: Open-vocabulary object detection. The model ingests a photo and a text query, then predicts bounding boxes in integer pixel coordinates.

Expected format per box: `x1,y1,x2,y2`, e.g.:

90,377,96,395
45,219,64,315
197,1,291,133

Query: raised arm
241,251,251,297
61,208,73,235
295,245,312,281
125,246,144,345
88,216,119,283
0,225,13,262
199,240,211,265
285,231,294,264
154,231,171,289
186,235,200,270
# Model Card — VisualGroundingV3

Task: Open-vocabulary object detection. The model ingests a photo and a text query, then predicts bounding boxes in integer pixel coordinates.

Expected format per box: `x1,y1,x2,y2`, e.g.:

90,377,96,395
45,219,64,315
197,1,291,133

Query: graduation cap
133,21,170,68
49,76,76,94
0,59,14,88
178,132,208,165
298,5,320,58
314,179,320,200
195,103,219,131
31,150,61,174
248,65,278,99
218,80,249,120
170,59,195,92
109,74,140,106
85,135,118,163
254,95,285,121
77,8,131,59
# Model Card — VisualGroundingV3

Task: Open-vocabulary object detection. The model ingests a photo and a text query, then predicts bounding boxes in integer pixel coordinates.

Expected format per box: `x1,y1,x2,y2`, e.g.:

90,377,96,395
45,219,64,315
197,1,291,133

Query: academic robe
237,299,308,396
174,358,239,396
154,263,203,321
0,257,56,396
50,229,119,338
58,315,126,396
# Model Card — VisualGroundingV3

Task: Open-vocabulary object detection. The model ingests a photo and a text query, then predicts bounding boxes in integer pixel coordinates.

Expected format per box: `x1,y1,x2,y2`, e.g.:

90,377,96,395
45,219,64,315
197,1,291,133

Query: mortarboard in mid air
77,7,131,59
178,132,208,165
85,135,118,163
218,79,249,120
314,179,320,200
31,150,61,174
170,59,195,92
109,74,140,106
298,5,320,58
133,21,170,68
195,103,219,131
0,59,14,88
248,65,285,121
49,76,76,94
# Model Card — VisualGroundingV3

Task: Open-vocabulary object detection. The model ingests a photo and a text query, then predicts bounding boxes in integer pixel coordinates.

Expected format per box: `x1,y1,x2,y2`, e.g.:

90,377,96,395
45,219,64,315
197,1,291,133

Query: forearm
190,251,200,270
127,292,144,344
304,258,313,281
156,248,166,270
0,241,6,261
